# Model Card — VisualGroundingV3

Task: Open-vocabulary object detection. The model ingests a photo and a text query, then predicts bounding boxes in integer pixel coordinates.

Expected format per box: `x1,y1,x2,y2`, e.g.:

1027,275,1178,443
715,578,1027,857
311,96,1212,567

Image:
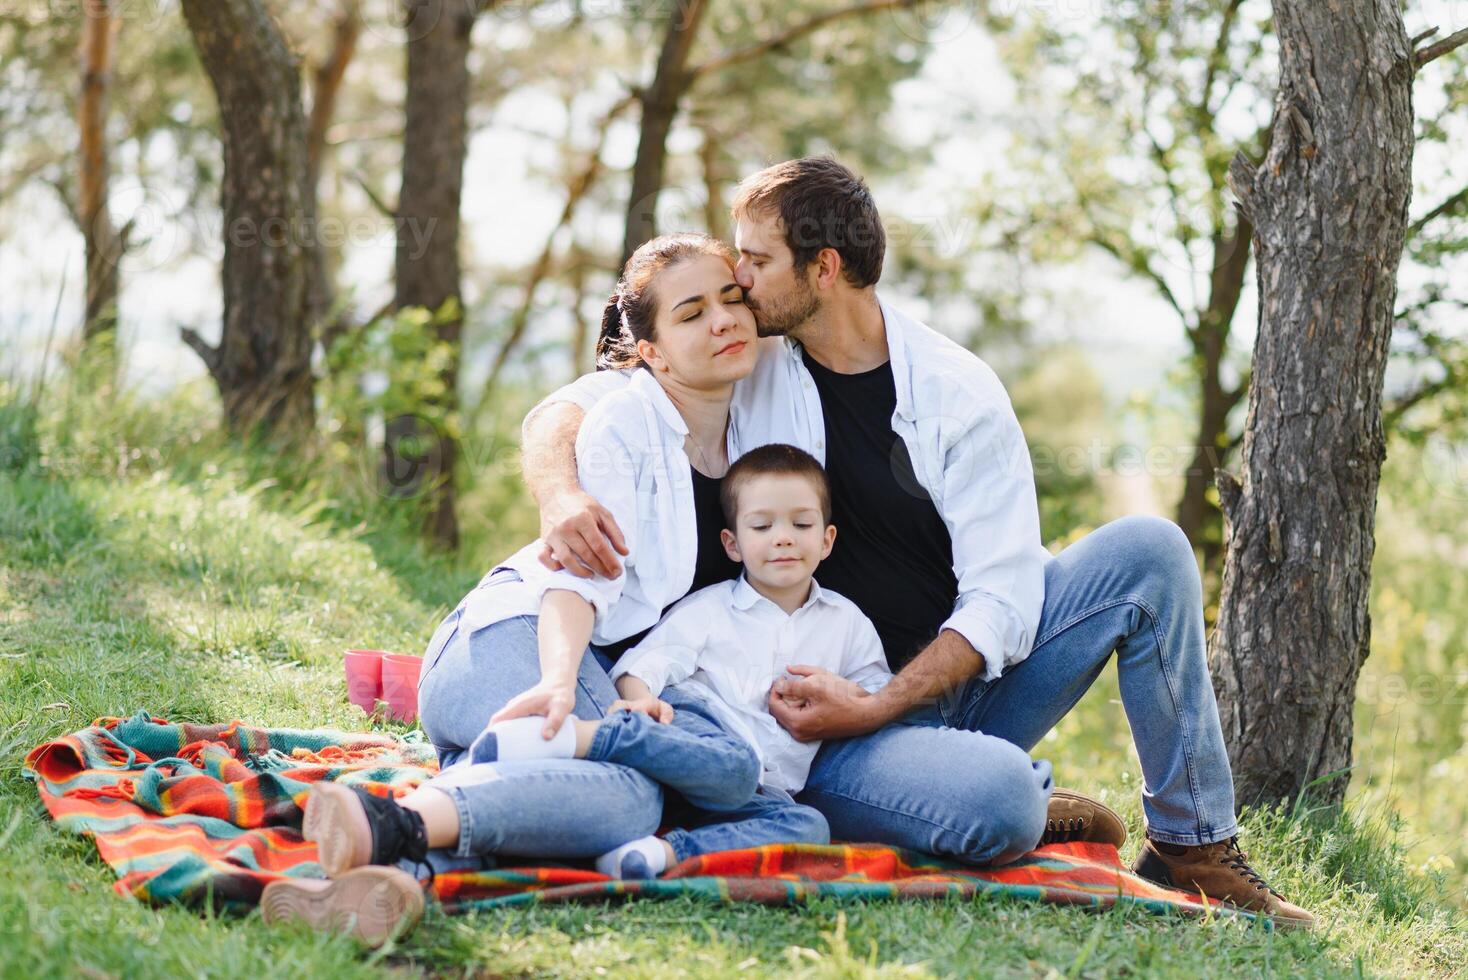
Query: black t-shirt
802,348,958,671
601,466,739,661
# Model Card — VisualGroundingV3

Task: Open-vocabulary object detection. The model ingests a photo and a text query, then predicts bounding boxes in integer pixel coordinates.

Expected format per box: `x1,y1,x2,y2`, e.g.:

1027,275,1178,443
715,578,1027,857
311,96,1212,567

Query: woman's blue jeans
415,610,663,861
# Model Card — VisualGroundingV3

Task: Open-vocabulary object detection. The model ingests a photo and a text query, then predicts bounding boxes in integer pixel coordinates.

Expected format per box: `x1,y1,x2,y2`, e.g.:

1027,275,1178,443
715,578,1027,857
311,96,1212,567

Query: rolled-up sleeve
609,599,708,696
532,402,642,619
842,615,894,695
937,396,1047,681
520,369,632,442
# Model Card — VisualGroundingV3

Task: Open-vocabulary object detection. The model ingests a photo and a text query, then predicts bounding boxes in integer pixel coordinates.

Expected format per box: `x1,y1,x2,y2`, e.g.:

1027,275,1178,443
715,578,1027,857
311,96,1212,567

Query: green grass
1,384,1465,977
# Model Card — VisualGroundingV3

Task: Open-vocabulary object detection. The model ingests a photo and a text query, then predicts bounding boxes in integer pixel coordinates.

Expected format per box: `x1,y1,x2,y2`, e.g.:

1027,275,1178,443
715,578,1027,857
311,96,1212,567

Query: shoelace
1043,816,1088,842
1219,837,1279,896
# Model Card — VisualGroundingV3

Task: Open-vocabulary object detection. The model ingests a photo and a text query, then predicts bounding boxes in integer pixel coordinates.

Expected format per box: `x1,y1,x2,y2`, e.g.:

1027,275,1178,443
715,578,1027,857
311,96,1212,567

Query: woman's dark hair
595,232,737,371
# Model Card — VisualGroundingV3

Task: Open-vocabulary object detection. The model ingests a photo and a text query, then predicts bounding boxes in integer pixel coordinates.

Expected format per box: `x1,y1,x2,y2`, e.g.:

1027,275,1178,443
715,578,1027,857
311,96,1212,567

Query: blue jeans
416,609,664,860
589,686,830,861
797,515,1237,862
415,600,827,862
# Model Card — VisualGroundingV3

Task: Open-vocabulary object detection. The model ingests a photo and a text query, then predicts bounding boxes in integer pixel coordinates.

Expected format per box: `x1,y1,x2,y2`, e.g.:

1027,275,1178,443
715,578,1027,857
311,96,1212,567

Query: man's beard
749,277,821,338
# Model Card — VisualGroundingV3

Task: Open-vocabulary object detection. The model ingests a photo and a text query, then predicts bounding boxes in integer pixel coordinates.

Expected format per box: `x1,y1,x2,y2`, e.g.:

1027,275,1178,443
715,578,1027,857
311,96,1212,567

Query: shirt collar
876,292,915,423
784,291,914,423
730,573,836,613
628,368,689,438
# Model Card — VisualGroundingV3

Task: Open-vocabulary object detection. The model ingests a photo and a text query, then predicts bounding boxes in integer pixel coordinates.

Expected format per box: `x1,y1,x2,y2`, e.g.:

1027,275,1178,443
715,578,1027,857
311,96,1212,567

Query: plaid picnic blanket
25,712,1243,920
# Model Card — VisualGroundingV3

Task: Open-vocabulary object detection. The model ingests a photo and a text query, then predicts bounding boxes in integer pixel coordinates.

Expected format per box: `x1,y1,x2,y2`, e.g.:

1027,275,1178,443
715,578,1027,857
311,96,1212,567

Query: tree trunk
1209,0,1414,809
306,0,362,330
1176,219,1251,569
78,0,121,363
620,0,709,267
179,0,316,438
392,0,477,551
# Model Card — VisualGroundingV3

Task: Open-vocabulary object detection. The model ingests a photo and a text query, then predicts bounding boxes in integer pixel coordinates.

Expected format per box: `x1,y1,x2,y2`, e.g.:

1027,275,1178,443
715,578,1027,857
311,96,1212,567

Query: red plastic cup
343,649,386,714
381,654,424,723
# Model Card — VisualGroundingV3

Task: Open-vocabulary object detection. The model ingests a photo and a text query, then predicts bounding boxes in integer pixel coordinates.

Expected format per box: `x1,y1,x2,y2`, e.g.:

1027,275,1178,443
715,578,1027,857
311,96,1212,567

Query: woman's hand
489,679,578,739
608,697,674,724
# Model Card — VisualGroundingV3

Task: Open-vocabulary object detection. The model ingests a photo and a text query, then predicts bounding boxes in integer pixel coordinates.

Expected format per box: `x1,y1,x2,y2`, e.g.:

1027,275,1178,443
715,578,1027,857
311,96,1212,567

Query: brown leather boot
1132,836,1316,929
1041,788,1128,848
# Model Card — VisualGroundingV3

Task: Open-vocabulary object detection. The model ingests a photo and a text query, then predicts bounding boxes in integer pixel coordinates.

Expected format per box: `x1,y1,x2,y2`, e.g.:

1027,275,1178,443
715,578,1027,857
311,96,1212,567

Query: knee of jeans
963,747,1050,866
1113,515,1199,590
607,770,665,844
786,805,831,846
700,740,762,811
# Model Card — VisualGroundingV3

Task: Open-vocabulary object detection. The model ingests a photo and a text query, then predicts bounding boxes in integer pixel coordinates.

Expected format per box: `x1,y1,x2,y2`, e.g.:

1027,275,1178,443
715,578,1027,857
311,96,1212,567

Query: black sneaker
303,782,430,876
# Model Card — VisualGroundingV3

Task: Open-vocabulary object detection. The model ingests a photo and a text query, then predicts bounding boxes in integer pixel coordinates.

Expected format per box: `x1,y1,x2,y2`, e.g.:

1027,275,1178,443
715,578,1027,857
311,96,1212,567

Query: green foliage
1009,346,1108,544
322,302,464,446
3,370,1467,976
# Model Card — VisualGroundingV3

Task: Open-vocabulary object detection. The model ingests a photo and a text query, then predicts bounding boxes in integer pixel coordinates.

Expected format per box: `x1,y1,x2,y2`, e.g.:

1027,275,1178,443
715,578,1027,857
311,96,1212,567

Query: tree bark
78,0,121,362
306,0,362,329
392,0,477,551
620,0,709,268
1176,219,1251,569
179,0,317,438
1209,0,1414,809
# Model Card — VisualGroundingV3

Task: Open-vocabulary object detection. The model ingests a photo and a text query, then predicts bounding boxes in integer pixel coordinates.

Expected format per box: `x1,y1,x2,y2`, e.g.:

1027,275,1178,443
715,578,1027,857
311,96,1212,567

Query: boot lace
1042,816,1088,844
1220,837,1280,897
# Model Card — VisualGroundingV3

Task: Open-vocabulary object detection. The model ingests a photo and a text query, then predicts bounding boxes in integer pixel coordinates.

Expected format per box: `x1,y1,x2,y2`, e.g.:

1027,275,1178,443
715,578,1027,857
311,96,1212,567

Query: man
520,157,1313,927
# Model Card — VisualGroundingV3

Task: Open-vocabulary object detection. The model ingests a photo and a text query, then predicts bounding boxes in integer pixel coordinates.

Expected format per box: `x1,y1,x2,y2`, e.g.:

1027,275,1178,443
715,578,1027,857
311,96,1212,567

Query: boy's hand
608,697,674,724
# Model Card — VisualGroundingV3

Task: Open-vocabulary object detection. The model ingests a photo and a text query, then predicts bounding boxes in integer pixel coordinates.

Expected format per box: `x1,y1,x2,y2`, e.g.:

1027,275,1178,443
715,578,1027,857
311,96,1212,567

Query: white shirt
459,368,744,644
529,296,1049,681
610,575,892,794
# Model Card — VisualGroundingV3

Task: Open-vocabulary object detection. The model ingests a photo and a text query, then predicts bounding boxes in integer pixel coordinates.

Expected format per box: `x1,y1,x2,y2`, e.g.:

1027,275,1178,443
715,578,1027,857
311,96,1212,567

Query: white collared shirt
528,296,1049,681
459,369,742,645
610,575,892,794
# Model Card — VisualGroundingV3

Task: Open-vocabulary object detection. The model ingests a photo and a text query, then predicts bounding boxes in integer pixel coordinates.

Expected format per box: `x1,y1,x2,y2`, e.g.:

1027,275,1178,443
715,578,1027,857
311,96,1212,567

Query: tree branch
1407,184,1468,238
472,94,637,421
1200,0,1246,119
1085,230,1190,326
179,326,222,377
349,172,396,218
1415,26,1468,69
686,0,917,81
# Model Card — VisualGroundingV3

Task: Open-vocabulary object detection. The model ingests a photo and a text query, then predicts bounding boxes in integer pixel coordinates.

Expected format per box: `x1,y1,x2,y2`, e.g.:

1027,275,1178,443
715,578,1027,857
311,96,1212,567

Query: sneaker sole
261,866,425,947
303,782,372,876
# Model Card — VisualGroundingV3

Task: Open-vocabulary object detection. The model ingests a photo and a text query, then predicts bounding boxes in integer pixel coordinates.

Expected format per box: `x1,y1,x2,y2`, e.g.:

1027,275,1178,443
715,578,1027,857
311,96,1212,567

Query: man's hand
608,697,674,724
537,489,629,578
767,665,891,742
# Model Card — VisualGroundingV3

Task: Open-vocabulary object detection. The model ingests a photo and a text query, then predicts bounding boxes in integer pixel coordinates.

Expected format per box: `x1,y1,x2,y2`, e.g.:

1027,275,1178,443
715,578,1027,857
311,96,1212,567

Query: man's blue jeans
797,515,1238,861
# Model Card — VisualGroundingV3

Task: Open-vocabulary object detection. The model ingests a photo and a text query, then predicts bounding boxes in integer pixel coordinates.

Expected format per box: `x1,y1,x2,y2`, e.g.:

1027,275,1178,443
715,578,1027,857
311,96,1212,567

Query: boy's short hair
720,444,832,527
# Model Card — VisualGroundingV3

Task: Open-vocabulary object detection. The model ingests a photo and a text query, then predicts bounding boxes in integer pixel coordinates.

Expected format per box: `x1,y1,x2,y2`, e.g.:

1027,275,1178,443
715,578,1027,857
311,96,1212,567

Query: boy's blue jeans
584,685,830,861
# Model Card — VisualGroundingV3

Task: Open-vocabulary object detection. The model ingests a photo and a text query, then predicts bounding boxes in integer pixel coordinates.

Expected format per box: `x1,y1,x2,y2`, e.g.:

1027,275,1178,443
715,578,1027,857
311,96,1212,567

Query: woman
262,234,812,945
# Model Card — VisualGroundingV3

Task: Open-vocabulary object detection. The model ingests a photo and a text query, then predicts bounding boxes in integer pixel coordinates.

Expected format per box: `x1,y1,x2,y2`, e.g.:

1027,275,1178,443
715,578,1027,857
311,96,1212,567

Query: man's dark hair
731,156,885,288
720,444,832,528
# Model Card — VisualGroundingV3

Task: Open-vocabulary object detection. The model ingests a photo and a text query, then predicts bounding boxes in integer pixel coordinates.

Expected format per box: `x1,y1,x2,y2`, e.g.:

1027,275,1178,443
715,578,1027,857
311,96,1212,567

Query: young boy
470,444,893,878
